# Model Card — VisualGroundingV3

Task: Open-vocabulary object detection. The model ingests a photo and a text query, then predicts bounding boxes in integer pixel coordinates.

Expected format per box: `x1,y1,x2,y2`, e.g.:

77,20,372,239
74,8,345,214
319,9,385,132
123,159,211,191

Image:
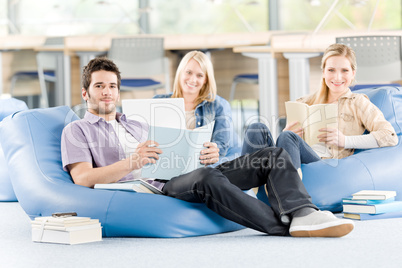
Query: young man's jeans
162,147,318,236
241,123,320,168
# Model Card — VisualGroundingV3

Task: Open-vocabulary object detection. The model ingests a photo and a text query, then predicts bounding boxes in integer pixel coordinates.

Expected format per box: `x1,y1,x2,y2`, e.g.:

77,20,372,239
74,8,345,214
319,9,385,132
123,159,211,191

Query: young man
61,57,354,237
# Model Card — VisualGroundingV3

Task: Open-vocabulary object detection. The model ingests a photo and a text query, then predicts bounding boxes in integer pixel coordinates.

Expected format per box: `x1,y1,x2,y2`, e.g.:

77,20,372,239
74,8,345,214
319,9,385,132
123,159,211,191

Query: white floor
2,202,402,268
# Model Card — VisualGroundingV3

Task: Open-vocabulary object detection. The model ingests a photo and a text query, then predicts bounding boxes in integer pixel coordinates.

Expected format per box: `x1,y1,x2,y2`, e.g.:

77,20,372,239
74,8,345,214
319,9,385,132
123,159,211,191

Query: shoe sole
290,223,354,237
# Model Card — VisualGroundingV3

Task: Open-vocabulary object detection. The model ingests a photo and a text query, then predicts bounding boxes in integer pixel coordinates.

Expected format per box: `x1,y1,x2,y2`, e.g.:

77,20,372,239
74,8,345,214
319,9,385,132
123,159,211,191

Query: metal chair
10,37,62,108
36,37,65,108
336,36,402,88
107,37,170,94
9,71,53,108
229,74,258,103
229,74,259,135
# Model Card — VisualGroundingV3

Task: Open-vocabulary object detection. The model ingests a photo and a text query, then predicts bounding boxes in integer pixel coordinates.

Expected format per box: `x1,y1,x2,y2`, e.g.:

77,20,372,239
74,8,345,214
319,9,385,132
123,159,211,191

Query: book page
285,101,308,132
285,101,338,146
122,98,186,129
141,121,215,180
305,103,338,146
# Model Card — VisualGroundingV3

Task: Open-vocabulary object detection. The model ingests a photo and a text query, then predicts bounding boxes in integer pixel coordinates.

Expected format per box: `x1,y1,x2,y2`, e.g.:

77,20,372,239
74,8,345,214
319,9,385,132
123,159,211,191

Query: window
0,0,400,36
149,0,268,34
9,0,140,35
280,0,402,31
0,0,8,35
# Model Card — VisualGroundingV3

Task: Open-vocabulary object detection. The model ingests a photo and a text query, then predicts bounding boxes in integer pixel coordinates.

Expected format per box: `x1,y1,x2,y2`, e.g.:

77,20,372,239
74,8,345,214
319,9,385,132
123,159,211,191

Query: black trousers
162,147,317,236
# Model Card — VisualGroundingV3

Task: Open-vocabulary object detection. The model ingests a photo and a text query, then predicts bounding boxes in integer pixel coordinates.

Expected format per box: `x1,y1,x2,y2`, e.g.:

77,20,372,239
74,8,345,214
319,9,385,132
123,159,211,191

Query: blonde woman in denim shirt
154,51,235,165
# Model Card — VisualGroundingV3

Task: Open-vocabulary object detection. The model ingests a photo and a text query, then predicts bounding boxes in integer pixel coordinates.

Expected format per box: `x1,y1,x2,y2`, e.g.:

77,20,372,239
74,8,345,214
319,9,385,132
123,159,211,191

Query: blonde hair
305,43,357,105
172,51,217,108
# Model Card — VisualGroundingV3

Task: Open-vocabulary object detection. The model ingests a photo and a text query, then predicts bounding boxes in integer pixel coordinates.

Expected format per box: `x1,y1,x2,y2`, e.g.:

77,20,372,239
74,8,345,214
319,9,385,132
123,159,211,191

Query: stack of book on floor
343,190,402,220
31,215,102,244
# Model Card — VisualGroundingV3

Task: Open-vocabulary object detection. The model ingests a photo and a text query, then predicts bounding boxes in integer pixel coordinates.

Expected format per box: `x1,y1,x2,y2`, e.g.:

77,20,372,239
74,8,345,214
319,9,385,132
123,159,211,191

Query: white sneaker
289,210,354,237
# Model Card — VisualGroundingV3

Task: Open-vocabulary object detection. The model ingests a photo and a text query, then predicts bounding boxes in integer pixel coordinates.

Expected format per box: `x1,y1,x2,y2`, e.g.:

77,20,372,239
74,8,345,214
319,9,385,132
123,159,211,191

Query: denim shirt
154,93,234,157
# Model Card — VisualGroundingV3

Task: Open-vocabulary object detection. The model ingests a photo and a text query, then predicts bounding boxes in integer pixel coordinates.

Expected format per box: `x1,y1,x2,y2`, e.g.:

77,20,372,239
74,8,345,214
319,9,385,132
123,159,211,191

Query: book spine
342,197,395,205
343,201,402,214
343,205,374,214
344,211,402,220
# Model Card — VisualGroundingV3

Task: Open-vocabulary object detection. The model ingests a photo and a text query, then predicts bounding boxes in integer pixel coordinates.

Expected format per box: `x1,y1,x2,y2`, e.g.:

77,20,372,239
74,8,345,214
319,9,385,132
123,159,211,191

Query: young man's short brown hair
82,57,121,91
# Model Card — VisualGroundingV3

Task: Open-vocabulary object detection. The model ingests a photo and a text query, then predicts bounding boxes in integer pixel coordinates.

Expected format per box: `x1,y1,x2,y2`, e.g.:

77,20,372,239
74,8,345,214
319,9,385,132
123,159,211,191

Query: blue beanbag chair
0,106,252,238
302,86,402,212
256,86,402,212
0,98,28,201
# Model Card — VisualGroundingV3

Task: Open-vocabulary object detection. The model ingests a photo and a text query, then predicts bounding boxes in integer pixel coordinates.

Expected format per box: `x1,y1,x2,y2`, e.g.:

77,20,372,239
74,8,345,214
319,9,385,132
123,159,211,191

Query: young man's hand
129,140,162,170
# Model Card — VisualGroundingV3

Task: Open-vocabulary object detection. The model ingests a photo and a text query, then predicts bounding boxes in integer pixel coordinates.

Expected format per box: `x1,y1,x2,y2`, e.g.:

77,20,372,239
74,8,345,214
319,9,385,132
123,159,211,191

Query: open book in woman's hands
285,101,338,146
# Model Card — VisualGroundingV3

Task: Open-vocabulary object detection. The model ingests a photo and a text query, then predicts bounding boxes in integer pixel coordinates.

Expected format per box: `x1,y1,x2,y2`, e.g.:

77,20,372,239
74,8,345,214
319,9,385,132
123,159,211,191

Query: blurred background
1,0,402,135
1,0,400,35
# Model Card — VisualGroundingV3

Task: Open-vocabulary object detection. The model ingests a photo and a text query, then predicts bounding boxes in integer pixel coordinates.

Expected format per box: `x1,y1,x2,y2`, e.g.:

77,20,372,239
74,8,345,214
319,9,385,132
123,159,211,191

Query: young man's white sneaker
289,210,354,237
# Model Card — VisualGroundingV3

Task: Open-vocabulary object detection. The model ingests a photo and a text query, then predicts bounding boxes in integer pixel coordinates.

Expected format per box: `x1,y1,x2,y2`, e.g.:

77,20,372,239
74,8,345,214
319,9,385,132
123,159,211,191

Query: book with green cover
285,101,338,146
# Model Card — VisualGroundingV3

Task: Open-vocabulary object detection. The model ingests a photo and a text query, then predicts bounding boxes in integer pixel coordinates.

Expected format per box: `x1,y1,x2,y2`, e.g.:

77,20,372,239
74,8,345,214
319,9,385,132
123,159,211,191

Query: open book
285,101,338,146
94,122,214,193
122,98,186,129
94,179,163,194
141,121,215,180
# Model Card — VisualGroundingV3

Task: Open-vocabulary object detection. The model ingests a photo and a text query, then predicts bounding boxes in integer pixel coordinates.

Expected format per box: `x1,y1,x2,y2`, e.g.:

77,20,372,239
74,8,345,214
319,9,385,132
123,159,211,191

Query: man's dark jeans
163,147,317,236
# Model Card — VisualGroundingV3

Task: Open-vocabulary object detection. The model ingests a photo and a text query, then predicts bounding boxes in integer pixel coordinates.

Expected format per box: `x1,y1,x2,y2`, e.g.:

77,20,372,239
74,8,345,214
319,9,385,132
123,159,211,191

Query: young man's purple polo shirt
61,111,149,182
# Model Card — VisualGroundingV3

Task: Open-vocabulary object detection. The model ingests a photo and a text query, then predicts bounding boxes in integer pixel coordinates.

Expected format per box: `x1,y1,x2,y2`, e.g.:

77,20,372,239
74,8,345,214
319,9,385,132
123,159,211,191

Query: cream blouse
297,89,398,159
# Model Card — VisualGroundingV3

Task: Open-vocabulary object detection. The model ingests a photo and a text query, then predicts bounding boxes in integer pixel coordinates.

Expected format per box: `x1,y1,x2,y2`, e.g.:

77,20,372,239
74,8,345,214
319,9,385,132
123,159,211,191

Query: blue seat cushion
234,74,258,80
350,83,401,91
121,78,161,88
13,71,55,77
